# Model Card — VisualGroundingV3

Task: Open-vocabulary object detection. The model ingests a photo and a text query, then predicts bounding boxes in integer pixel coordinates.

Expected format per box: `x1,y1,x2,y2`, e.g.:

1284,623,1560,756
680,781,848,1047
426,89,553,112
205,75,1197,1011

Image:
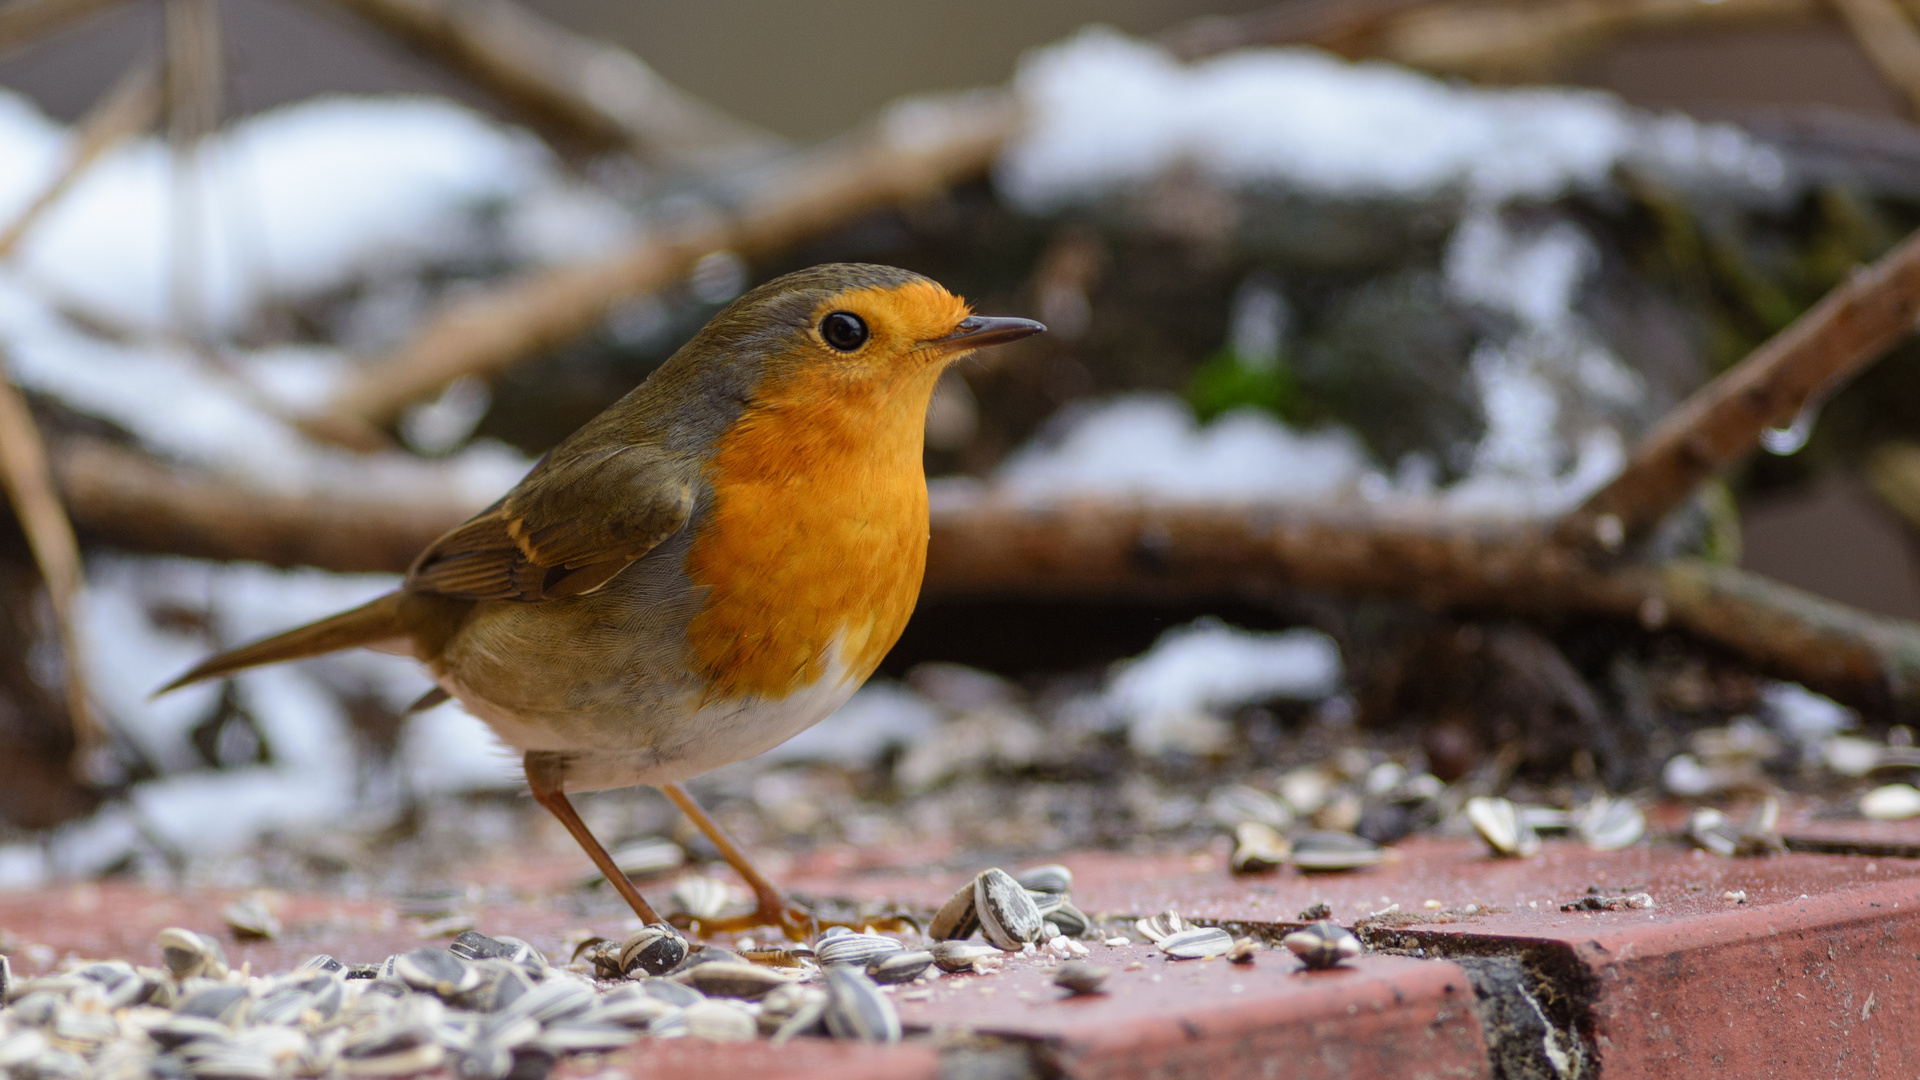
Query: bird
157,263,1044,935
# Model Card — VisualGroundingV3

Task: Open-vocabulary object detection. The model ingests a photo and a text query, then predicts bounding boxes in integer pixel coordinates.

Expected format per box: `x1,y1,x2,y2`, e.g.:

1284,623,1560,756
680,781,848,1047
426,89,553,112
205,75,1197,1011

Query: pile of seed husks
0,865,1363,1080
0,922,917,1080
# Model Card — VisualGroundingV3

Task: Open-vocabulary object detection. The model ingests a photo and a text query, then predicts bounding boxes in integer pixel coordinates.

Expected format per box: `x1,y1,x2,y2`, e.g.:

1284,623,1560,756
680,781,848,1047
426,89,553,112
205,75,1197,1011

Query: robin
158,263,1044,934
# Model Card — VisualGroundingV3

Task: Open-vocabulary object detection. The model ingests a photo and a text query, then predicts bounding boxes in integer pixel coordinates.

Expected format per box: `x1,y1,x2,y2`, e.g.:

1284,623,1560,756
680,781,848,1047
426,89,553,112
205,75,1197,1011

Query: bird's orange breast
680,359,941,703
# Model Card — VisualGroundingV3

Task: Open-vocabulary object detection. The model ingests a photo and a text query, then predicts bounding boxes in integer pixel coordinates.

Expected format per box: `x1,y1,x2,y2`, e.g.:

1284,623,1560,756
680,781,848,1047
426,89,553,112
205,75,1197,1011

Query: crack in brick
1359,931,1599,1080
1783,836,1920,859
936,1037,1057,1080
1166,913,1604,1079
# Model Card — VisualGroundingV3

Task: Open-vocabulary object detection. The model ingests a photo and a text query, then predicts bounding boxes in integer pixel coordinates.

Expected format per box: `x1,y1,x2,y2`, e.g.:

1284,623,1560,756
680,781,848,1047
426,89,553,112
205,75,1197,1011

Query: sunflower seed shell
1288,831,1387,872
814,933,904,968
1014,864,1073,894
1281,921,1362,970
618,925,689,977
821,967,900,1044
1157,927,1234,960
1465,797,1541,858
975,869,1047,950
681,1000,757,1042
1577,796,1645,851
928,879,979,941
1051,961,1109,995
929,941,1001,973
866,951,934,985
671,961,790,1001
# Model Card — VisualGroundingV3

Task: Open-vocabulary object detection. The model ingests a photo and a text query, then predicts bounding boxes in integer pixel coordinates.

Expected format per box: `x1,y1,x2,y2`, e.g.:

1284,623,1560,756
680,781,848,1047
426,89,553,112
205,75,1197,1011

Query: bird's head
691,263,1045,394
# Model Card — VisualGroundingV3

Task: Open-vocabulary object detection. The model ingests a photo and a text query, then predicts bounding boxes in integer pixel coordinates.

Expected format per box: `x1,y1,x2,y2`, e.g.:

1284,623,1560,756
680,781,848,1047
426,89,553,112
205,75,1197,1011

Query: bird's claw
668,895,914,942
665,896,817,940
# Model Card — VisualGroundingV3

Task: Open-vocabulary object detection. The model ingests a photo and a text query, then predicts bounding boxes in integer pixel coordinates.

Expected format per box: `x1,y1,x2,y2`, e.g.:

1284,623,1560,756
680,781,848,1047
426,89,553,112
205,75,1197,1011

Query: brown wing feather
406,444,698,602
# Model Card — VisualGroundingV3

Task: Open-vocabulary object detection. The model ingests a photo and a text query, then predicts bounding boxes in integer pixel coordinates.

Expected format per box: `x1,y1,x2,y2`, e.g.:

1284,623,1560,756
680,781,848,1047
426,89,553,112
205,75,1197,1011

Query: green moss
1186,347,1300,423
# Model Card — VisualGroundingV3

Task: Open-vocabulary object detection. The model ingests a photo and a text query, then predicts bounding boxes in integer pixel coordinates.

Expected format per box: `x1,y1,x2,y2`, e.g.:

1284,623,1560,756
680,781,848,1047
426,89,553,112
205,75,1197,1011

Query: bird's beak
926,315,1047,353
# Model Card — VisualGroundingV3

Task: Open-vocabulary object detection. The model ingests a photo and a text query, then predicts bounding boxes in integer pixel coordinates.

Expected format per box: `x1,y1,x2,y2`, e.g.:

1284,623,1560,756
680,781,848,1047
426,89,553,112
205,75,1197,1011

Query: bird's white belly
439,641,861,792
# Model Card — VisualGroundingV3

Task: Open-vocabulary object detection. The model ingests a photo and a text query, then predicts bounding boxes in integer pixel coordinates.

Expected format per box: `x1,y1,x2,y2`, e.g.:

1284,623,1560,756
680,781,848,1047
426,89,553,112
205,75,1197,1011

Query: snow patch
996,395,1370,503
53,556,530,870
0,273,533,500
1443,210,1597,332
1762,682,1856,744
756,681,943,766
0,844,45,890
1108,619,1343,719
1106,619,1342,755
999,28,1784,211
2,94,558,334
990,389,1621,518
402,706,523,796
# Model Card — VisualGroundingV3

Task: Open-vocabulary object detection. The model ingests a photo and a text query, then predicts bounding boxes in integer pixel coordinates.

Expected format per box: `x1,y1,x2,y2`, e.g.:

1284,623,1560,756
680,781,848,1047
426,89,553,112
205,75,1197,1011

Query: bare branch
0,0,130,58
1374,0,1820,78
1558,226,1920,552
38,439,1920,710
319,0,781,166
0,371,101,769
1163,0,1432,59
164,0,221,345
52,437,467,572
0,59,160,259
324,90,1017,431
924,498,1920,707
1832,0,1920,118
1168,0,1821,78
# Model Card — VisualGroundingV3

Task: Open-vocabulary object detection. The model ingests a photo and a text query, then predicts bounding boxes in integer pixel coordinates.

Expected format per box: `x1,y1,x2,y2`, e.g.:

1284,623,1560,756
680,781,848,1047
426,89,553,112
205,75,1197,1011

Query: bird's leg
659,782,816,939
525,752,663,924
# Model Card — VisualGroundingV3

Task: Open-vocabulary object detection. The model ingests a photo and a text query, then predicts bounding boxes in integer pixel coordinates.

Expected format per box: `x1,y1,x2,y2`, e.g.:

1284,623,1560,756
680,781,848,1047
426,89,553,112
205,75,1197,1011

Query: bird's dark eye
820,311,869,351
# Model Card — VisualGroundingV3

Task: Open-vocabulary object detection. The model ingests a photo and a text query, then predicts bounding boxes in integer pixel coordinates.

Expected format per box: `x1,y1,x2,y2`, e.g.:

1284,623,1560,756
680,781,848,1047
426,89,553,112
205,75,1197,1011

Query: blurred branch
52,436,466,572
0,59,160,259
165,0,220,347
1557,225,1920,553
1164,0,1434,59
0,371,101,771
1867,442,1920,527
1832,0,1920,117
0,0,129,58
319,0,782,167
324,90,1017,432
38,434,1920,710
923,498,1920,709
1168,0,1821,79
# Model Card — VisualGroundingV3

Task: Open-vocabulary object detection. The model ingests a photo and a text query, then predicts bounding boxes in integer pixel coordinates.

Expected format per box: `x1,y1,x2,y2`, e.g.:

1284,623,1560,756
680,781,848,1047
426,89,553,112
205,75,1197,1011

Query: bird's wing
406,444,698,602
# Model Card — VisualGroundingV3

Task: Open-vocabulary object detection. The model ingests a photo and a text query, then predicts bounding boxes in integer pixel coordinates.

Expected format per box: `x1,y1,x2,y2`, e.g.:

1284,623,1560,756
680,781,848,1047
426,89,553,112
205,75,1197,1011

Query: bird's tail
154,592,410,696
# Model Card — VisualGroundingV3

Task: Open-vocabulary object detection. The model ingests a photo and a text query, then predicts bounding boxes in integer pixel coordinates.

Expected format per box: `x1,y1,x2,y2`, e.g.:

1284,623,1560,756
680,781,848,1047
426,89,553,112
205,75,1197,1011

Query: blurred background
1,0,1918,900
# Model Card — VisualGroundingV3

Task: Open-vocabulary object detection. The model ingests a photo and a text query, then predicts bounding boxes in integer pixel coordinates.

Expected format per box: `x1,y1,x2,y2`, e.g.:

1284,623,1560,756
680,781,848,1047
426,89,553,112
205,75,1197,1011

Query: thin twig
1558,226,1920,553
320,0,781,167
1832,0,1920,118
0,59,161,259
0,0,130,58
165,0,221,348
1375,0,1819,78
324,90,1017,432
1161,0,1434,59
1168,0,1820,77
0,368,101,772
